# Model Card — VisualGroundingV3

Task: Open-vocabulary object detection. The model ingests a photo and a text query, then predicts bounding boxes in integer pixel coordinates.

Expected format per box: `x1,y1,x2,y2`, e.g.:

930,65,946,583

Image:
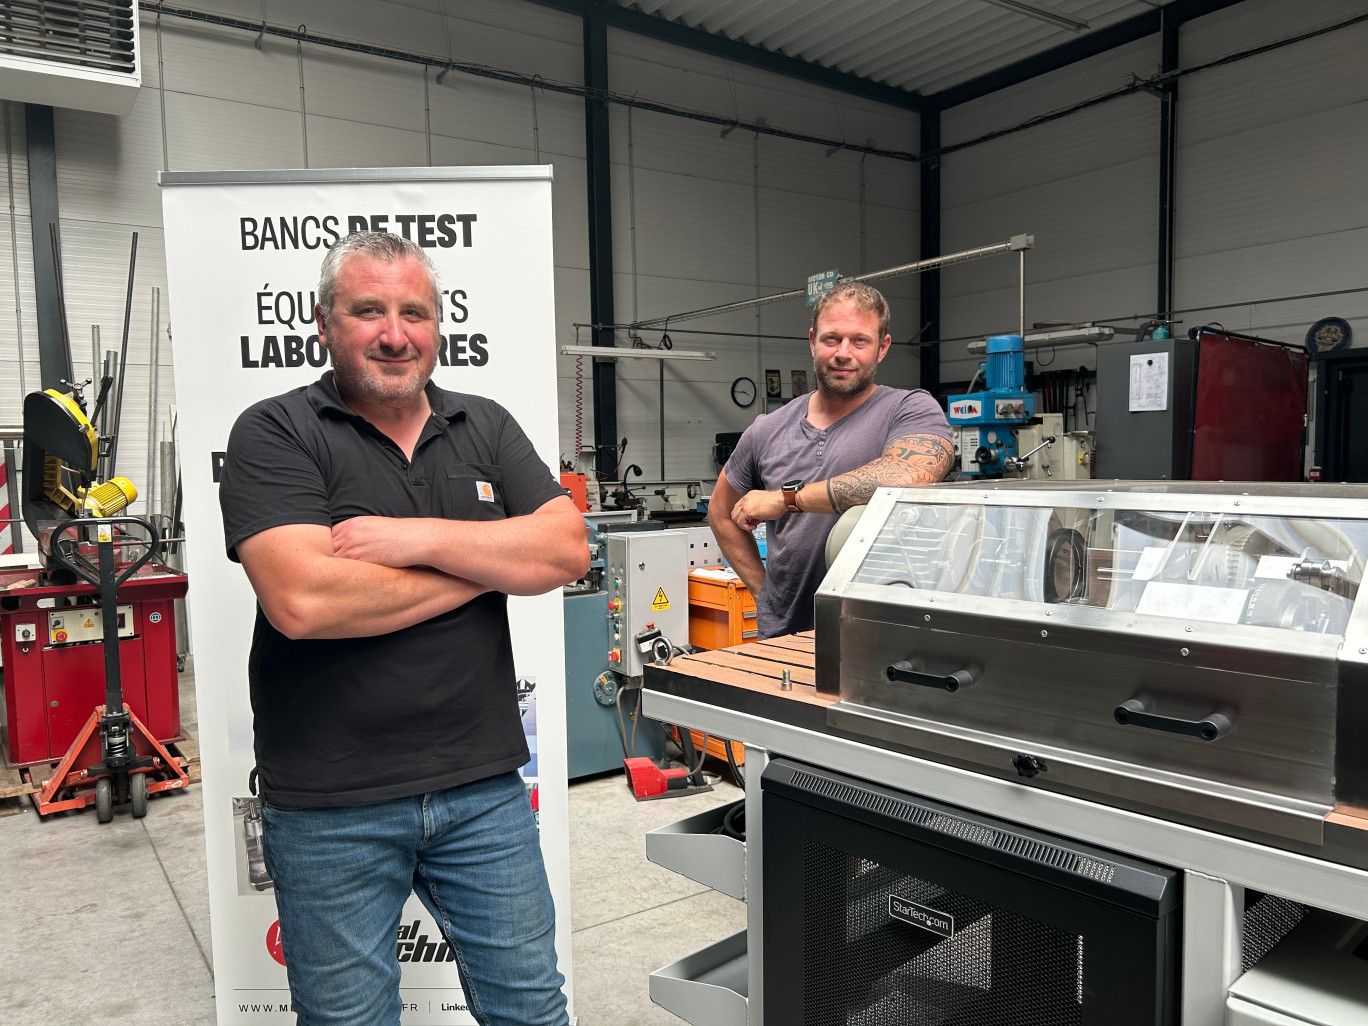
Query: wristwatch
782,478,805,513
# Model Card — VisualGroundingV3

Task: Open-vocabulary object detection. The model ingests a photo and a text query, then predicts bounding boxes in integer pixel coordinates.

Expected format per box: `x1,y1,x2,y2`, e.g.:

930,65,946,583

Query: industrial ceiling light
559,345,716,361
979,0,1089,32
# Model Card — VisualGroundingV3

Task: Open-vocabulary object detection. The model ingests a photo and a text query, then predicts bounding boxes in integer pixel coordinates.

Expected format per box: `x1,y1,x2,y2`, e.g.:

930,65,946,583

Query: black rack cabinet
762,759,1182,1026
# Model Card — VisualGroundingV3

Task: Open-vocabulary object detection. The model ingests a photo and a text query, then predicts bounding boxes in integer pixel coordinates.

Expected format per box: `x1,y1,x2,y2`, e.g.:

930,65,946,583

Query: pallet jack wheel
95,777,114,823
130,772,149,819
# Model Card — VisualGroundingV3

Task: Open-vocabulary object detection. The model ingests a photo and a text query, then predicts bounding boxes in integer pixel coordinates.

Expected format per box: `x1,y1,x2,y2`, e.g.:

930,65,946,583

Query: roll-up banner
159,167,570,1025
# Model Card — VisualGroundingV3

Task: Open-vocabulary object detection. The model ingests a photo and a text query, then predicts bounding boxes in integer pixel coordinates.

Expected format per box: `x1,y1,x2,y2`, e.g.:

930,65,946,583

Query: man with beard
709,281,952,639
218,232,586,1026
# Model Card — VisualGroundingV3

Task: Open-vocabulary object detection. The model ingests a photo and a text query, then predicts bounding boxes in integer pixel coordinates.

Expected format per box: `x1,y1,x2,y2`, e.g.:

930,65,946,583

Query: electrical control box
605,530,690,677
47,604,134,645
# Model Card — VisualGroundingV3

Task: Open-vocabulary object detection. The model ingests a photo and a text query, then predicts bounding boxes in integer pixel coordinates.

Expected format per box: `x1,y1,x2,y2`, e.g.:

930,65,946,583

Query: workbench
643,636,1368,1026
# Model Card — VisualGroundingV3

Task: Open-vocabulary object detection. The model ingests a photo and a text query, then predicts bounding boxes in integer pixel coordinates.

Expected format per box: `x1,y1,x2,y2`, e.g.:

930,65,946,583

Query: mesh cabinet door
762,760,1181,1026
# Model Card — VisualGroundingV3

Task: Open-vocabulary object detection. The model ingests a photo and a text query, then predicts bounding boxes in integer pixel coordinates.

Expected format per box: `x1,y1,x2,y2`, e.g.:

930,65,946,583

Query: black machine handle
886,661,973,692
47,516,161,719
49,515,160,590
1113,698,1233,742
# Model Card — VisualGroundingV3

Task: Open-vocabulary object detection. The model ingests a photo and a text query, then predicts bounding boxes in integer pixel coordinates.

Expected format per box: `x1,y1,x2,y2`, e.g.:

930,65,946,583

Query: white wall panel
944,37,1158,145
1175,0,1368,345
302,50,428,135
944,91,1155,207
731,67,892,143
305,116,430,170
617,272,760,334
259,0,583,83
1175,229,1368,336
862,156,917,214
523,91,588,164
607,33,744,114
618,165,758,289
760,135,860,202
758,188,860,288
940,39,1159,383
948,157,1156,287
165,91,308,171
1178,105,1368,259
54,92,168,229
1181,6,1368,143
1181,0,1368,66
862,202,919,282
156,23,300,112
610,108,753,187
429,74,570,156
606,26,920,485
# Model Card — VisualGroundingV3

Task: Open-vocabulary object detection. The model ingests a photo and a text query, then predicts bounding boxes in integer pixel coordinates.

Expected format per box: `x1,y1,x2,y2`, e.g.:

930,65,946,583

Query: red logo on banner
266,920,287,966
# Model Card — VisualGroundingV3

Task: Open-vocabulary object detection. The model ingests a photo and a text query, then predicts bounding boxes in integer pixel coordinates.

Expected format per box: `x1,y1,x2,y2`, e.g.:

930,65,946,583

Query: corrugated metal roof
620,0,1170,96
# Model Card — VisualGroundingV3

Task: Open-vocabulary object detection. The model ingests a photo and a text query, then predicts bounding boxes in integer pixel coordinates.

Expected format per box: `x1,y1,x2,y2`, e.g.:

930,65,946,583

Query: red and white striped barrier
0,455,11,554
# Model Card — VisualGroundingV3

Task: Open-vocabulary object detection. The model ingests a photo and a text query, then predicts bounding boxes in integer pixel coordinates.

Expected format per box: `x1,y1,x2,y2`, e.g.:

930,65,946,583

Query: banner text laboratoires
237,212,487,369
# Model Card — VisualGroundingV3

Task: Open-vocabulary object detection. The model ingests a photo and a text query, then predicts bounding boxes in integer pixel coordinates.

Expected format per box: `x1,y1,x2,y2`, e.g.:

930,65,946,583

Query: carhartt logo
476,480,495,502
889,895,955,939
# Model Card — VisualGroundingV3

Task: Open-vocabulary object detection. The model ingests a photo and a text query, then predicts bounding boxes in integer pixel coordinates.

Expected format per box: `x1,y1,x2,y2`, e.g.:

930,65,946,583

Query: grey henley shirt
723,385,951,638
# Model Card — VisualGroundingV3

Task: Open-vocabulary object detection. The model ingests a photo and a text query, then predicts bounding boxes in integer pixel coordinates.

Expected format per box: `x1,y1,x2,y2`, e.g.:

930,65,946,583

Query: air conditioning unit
0,1,140,116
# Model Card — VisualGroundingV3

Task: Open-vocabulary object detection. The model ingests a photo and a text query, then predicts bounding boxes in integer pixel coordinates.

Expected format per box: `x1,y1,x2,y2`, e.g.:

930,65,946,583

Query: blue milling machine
947,333,1048,477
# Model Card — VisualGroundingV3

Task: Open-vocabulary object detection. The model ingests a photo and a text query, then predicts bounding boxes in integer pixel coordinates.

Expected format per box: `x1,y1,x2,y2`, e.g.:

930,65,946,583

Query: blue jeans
260,771,568,1026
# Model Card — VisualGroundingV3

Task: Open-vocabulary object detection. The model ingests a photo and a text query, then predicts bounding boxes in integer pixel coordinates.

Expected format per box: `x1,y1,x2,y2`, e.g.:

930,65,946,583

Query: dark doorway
1318,353,1368,482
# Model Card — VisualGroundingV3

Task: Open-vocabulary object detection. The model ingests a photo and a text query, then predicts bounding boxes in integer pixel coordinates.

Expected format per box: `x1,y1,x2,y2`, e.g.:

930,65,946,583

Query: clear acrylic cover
852,501,1365,635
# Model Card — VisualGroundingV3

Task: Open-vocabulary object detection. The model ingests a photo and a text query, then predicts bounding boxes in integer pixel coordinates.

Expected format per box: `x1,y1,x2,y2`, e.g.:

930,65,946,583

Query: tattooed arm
728,433,954,529
820,433,955,513
785,433,954,516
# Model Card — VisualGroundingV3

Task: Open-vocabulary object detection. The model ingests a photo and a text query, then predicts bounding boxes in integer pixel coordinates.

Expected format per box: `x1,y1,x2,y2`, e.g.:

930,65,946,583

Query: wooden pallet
0,761,38,818
173,736,202,785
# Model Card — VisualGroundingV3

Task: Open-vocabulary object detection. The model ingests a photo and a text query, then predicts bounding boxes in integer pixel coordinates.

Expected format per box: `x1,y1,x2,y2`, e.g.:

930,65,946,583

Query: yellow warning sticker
651,587,670,611
83,619,95,629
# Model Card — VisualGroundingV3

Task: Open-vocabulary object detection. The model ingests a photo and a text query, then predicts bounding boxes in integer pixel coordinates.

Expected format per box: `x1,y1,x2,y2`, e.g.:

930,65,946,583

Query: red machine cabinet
1,562,188,767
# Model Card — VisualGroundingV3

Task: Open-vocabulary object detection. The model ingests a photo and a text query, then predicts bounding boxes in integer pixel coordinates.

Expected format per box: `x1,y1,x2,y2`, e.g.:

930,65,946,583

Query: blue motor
985,333,1024,392
946,334,1035,477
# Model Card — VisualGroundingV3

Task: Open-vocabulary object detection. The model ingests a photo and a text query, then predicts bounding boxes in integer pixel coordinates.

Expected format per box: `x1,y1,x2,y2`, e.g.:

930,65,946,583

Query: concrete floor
0,664,744,1026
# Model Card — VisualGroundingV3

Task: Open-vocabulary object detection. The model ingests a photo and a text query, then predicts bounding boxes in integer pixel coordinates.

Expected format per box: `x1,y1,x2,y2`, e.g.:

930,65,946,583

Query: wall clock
731,376,757,408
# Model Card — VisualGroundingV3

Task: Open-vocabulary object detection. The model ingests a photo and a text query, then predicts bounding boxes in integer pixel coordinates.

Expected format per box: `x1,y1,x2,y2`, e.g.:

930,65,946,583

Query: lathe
818,480,1368,863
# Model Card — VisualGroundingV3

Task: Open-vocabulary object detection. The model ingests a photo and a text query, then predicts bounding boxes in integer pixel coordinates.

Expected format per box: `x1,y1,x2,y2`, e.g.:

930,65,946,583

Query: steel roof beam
930,0,1249,111
529,0,928,112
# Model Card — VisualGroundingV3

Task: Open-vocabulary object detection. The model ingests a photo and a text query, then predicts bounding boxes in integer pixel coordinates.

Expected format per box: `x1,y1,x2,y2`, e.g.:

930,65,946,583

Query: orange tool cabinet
687,569,758,651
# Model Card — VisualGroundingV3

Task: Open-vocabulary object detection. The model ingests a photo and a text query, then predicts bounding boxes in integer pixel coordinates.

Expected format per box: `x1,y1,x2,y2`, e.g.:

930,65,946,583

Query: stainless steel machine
815,481,1368,864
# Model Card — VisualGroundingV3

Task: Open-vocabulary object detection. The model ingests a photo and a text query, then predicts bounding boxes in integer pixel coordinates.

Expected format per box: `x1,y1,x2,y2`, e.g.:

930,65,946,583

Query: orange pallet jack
22,516,190,822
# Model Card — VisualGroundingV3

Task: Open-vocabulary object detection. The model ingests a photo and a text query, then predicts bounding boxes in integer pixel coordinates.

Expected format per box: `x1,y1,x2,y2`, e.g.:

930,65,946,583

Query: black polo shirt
219,371,565,807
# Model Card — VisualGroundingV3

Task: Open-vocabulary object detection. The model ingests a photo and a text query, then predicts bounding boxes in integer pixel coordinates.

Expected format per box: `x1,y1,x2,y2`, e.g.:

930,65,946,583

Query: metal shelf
649,929,748,1026
645,799,745,899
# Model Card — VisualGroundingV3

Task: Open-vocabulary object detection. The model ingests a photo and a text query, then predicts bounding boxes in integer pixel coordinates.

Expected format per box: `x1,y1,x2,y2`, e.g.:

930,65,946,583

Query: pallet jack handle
46,516,158,732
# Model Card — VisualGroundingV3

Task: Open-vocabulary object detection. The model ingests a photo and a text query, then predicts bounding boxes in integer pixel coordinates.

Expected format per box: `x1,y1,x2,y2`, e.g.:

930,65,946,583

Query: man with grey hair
219,231,586,1025
709,280,953,638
